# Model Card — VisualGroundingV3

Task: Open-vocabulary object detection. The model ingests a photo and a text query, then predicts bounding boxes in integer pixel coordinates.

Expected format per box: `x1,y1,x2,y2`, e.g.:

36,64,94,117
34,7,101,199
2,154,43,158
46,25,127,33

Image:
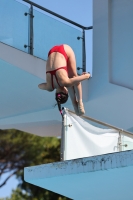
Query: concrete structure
87,0,133,132
0,0,133,199
24,1,133,199
0,0,133,136
24,150,133,200
0,41,89,136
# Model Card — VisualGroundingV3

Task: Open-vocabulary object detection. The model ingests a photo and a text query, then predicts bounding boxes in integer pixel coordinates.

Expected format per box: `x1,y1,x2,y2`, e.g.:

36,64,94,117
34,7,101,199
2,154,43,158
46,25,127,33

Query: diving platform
24,150,133,200
0,0,133,199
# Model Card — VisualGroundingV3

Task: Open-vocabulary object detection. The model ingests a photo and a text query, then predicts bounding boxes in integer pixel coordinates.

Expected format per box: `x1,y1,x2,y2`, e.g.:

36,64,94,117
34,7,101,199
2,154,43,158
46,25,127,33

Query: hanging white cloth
63,109,119,160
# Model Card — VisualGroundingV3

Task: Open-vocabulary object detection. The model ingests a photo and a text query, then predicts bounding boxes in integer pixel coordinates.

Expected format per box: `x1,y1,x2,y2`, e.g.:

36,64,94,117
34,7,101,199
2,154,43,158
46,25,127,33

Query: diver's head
55,92,68,104
55,92,69,116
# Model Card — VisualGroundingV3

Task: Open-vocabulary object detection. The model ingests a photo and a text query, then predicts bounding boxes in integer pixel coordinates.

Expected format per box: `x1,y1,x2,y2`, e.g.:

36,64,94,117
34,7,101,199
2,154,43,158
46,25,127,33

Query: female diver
38,44,91,116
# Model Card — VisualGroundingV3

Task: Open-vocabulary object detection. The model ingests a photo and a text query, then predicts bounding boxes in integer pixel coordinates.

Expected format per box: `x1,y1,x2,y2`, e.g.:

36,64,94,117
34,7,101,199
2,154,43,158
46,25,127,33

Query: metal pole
60,113,66,161
82,29,86,72
118,132,122,152
29,5,34,55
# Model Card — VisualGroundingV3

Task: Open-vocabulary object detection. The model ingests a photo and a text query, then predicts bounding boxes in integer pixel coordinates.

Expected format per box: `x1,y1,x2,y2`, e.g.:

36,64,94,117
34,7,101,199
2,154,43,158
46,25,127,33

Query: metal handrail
67,109,133,138
23,0,93,30
22,0,93,72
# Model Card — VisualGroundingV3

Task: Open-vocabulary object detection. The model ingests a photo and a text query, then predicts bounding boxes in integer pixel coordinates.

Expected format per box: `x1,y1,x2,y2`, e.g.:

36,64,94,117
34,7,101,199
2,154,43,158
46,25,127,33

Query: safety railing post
118,132,122,152
24,4,34,54
60,113,66,161
29,5,34,55
82,29,86,72
77,29,86,73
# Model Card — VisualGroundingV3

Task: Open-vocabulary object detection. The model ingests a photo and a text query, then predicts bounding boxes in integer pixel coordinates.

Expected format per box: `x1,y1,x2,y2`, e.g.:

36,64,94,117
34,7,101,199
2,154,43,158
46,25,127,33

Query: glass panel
121,135,133,151
0,0,29,53
33,10,82,70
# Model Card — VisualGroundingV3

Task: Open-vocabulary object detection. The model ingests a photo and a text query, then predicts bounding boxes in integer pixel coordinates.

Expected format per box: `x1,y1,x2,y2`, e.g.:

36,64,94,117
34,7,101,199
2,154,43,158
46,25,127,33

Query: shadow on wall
128,127,133,133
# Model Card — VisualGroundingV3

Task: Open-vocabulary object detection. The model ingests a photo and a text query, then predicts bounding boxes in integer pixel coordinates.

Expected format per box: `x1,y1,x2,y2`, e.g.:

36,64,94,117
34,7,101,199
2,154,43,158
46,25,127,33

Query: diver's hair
55,92,69,116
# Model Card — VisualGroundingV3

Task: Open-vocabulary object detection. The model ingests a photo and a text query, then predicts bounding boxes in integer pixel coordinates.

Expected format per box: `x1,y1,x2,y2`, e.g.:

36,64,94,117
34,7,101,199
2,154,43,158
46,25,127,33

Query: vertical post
28,5,34,55
60,113,66,161
118,132,122,152
82,29,86,72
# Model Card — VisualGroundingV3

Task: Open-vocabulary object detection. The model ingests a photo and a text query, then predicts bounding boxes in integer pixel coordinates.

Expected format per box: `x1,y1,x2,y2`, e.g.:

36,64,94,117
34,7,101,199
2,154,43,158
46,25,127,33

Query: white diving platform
24,150,133,200
0,0,133,136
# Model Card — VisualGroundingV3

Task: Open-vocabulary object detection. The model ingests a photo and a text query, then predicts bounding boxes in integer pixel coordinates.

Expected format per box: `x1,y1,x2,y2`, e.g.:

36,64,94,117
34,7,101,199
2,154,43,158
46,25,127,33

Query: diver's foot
78,101,85,116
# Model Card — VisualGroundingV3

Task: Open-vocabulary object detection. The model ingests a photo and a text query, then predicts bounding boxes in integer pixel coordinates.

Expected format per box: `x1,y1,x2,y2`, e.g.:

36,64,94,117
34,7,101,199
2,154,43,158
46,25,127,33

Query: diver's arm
60,73,90,88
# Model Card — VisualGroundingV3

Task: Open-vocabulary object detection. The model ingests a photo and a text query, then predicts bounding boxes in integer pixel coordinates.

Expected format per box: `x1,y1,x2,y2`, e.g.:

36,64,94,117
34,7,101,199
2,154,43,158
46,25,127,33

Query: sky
0,0,92,198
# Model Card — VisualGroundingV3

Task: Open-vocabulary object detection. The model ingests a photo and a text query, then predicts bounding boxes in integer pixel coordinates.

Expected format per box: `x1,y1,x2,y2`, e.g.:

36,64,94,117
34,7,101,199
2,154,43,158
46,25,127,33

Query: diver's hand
81,72,91,79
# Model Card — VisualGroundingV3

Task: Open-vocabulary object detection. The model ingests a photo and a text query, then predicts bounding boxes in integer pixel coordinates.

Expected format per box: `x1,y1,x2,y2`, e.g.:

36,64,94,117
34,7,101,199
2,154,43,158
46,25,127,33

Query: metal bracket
77,36,83,40
118,143,128,147
24,12,34,18
77,67,83,70
77,67,83,75
24,44,34,49
64,124,72,127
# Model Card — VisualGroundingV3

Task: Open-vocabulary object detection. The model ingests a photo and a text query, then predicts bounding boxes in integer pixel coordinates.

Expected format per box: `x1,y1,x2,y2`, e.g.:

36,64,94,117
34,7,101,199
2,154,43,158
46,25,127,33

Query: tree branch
0,170,17,188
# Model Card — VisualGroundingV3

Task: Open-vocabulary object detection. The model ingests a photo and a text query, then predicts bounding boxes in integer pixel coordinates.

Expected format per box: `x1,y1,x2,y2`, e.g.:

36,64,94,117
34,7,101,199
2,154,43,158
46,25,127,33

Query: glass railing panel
0,0,29,53
33,10,82,69
121,135,133,151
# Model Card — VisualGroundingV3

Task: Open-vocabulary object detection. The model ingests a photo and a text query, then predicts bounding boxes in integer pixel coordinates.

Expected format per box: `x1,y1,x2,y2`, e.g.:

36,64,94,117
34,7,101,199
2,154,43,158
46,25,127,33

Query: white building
0,0,133,199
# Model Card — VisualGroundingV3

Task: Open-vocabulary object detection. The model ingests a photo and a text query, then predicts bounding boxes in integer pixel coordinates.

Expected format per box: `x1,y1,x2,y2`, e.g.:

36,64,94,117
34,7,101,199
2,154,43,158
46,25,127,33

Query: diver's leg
64,45,90,115
73,82,85,115
67,86,79,115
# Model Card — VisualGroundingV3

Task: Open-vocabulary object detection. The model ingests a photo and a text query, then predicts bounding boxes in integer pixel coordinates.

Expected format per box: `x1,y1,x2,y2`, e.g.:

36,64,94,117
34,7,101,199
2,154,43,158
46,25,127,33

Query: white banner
63,109,119,160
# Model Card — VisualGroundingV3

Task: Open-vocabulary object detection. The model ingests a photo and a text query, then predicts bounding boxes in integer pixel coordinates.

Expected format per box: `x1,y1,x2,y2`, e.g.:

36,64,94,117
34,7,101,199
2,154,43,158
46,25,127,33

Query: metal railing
60,109,133,160
23,0,93,72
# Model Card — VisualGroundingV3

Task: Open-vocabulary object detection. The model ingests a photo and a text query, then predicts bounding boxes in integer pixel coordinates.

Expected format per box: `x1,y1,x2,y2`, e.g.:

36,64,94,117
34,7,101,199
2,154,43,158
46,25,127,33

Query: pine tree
0,129,70,200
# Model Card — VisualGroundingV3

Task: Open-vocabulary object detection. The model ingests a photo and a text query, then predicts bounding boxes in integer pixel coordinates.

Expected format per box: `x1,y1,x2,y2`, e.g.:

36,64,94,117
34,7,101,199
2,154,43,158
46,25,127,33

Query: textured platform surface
24,150,133,200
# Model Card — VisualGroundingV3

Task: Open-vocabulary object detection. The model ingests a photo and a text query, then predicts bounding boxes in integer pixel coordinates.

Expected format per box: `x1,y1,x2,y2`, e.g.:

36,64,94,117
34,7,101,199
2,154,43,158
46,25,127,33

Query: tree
0,129,70,200
5,187,68,200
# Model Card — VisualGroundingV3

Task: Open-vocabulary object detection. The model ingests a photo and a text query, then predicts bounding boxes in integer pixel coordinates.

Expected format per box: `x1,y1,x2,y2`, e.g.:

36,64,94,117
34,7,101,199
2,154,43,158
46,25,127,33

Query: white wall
84,0,133,132
0,42,46,80
109,0,133,90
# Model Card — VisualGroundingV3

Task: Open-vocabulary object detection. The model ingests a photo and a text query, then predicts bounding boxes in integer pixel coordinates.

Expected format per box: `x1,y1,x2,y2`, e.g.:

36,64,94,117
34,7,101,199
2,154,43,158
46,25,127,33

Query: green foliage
0,129,70,200
5,187,68,200
5,188,30,200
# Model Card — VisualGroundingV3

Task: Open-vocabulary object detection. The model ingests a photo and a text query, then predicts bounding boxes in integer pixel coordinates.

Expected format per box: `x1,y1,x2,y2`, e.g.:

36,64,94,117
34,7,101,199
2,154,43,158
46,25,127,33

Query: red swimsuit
46,45,68,89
